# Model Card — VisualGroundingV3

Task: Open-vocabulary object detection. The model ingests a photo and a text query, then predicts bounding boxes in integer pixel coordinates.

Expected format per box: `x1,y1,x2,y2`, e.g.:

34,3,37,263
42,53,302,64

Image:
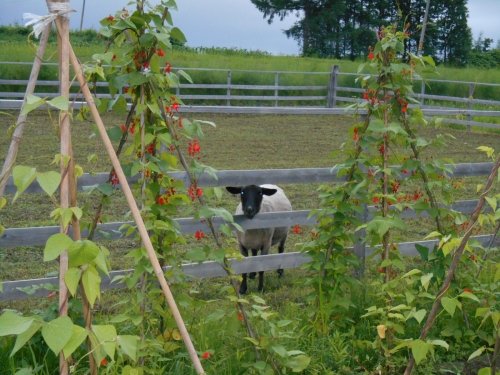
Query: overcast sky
1,0,498,55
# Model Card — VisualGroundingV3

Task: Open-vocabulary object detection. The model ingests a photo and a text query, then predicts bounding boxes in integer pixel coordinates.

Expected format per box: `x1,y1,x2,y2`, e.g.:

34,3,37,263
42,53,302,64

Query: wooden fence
1,162,498,301
1,63,499,128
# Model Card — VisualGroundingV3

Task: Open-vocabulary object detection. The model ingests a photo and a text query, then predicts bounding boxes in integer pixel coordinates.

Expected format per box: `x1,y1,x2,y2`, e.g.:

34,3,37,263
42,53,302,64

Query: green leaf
36,171,61,197
429,339,449,350
82,265,101,306
476,146,494,159
68,240,100,267
12,165,36,202
0,311,35,336
459,291,480,303
413,309,427,324
415,244,429,261
47,96,69,111
170,27,187,43
41,316,73,355
402,269,421,278
411,339,429,365
92,325,117,359
65,267,82,296
21,94,45,116
477,367,491,375
11,320,42,356
468,346,486,361
485,197,497,211
62,325,88,358
271,344,288,357
117,335,139,361
441,297,459,317
420,273,433,291
285,354,311,372
44,233,73,262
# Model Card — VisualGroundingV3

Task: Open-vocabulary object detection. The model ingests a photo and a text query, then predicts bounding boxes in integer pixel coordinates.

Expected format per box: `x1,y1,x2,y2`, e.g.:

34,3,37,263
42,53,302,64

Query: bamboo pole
0,26,50,197
48,0,71,374
60,27,205,375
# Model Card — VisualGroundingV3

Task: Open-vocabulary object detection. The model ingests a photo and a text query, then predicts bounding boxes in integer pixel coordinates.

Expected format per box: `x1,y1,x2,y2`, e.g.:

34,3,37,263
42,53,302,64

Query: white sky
0,0,498,55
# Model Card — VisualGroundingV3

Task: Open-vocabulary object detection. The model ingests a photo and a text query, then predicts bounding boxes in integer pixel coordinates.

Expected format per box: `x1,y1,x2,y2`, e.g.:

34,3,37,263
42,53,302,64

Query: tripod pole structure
57,23,206,375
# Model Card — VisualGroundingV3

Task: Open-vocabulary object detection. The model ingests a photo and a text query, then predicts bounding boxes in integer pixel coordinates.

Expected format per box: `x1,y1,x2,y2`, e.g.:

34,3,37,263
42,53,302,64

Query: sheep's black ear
226,186,242,195
261,187,277,196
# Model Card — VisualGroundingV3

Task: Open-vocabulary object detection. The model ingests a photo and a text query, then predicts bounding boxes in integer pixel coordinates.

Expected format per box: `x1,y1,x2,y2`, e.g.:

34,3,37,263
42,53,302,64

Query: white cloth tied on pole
23,2,75,39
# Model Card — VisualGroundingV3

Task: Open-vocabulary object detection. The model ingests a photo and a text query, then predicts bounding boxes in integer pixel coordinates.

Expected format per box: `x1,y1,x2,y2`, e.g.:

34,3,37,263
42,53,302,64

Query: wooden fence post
353,204,368,278
274,72,279,107
327,65,339,108
226,70,231,106
420,79,426,105
467,83,474,132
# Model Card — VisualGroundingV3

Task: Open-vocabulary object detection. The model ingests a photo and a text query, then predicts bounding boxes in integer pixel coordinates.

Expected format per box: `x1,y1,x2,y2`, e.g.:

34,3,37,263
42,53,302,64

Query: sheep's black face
226,185,277,219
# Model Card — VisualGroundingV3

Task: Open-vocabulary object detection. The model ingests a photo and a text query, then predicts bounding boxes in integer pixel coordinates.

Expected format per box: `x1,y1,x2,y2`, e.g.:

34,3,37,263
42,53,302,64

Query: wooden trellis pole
0,26,50,197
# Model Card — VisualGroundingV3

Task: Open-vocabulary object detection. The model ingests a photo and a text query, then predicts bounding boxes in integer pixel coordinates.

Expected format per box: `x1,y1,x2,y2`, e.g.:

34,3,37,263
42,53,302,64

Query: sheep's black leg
239,245,249,294
257,271,265,292
249,249,258,279
277,238,286,277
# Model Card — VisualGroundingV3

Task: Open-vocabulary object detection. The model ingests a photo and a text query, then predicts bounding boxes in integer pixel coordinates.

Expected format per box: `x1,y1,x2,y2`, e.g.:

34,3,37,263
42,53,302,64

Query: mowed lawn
0,109,499,283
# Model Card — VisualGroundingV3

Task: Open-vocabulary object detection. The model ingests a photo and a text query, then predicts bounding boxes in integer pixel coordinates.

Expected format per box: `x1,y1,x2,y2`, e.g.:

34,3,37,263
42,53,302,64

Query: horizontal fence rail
1,63,499,128
1,234,497,301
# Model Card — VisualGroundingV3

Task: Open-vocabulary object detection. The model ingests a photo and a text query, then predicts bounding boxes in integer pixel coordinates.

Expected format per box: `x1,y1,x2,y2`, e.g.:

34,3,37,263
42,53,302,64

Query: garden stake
404,155,500,375
0,25,50,197
61,33,205,375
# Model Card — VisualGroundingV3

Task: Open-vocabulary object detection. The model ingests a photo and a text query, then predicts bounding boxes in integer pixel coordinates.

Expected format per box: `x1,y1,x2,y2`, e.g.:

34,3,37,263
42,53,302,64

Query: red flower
391,180,400,193
378,143,385,156
164,62,172,73
188,184,202,201
145,143,156,155
100,357,108,366
201,351,211,360
156,196,167,205
237,311,244,321
129,123,136,135
188,139,201,157
194,230,206,240
372,196,380,204
353,127,359,142
401,169,409,175
110,171,119,186
368,52,375,60
156,48,165,57
120,124,127,133
142,61,150,70
106,15,114,22
292,224,302,234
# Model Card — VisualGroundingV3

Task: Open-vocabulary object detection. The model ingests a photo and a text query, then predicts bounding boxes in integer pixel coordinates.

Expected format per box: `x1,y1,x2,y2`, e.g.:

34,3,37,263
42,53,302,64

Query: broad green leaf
485,197,497,211
65,267,82,296
47,96,69,111
402,269,421,278
476,146,494,158
92,324,117,359
68,240,100,267
12,165,36,202
62,325,88,358
20,94,45,116
41,316,73,355
0,311,35,336
285,354,311,372
413,309,427,324
271,344,288,357
94,246,110,275
71,207,83,221
411,339,429,365
44,233,73,262
441,297,459,317
82,265,101,306
11,320,42,356
459,291,480,303
36,171,61,197
170,27,187,43
117,335,139,361
468,346,486,361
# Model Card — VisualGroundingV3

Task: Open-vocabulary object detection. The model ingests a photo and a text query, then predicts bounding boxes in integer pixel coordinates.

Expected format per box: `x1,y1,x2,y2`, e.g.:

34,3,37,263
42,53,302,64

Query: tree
251,0,473,64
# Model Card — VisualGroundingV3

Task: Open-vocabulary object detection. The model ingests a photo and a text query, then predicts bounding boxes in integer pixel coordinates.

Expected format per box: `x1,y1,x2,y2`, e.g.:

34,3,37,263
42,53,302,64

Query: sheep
225,184,292,294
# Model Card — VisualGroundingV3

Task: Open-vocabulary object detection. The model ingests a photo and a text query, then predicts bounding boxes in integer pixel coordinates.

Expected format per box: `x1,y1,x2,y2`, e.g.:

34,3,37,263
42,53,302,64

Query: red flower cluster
378,143,385,156
398,97,409,113
156,48,165,57
362,88,378,105
188,139,201,157
100,357,108,366
106,15,114,22
188,183,203,201
194,230,206,240
396,190,424,203
145,142,156,155
391,180,400,193
368,52,375,60
156,187,176,206
292,224,302,234
164,62,172,74
133,50,147,69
